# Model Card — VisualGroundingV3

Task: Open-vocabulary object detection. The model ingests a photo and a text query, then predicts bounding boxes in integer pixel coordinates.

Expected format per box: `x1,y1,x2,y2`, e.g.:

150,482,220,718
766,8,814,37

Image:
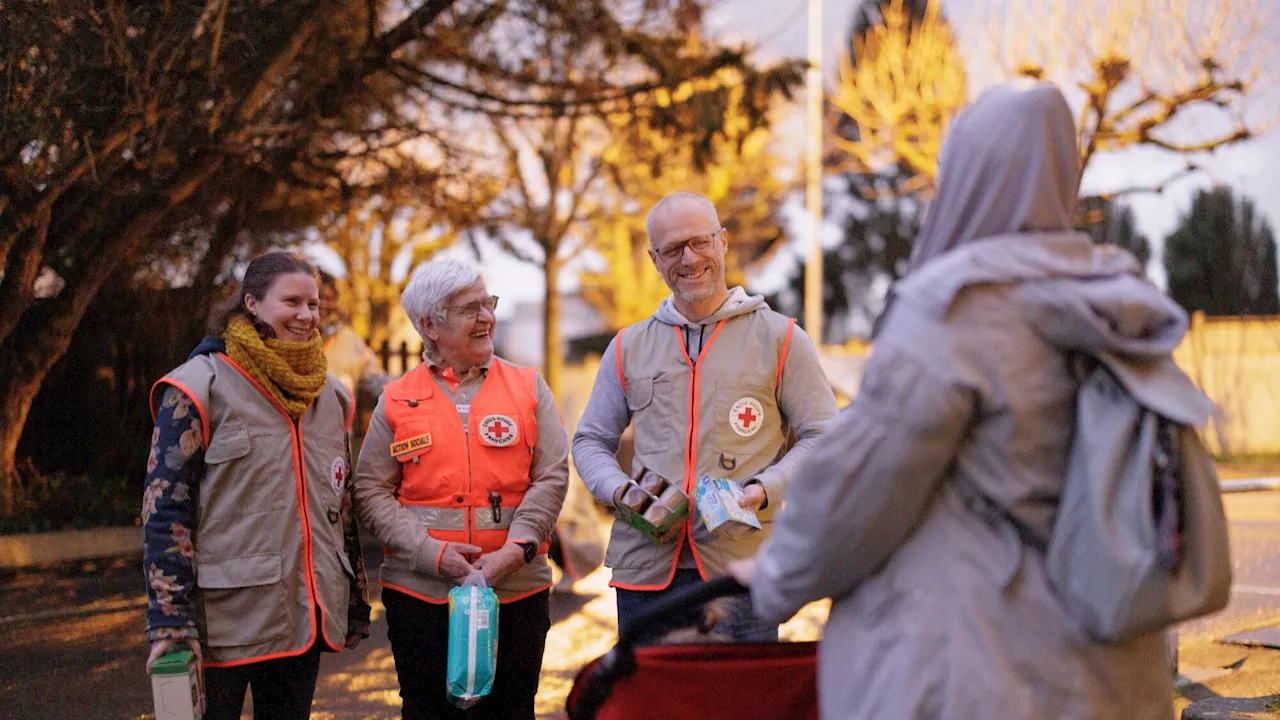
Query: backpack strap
953,474,1050,553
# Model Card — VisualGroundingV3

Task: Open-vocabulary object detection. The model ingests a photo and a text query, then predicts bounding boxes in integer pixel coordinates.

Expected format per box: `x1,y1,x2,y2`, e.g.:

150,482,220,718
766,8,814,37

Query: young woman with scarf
141,251,371,720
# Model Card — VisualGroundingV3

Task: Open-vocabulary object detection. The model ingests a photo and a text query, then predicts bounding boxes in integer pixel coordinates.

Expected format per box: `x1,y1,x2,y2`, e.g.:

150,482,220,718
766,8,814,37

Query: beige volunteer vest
611,308,796,589
152,352,356,667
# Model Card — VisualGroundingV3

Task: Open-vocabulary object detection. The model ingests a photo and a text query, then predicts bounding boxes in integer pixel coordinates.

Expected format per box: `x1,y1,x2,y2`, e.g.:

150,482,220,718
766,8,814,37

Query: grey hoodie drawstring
681,324,707,361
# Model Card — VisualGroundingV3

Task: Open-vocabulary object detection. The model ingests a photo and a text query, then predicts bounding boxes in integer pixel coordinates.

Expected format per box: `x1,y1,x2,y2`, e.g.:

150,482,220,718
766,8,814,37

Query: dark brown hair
207,251,319,336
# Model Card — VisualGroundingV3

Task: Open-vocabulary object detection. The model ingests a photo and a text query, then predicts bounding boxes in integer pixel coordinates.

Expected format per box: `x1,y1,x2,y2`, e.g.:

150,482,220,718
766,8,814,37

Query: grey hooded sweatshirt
573,287,838,588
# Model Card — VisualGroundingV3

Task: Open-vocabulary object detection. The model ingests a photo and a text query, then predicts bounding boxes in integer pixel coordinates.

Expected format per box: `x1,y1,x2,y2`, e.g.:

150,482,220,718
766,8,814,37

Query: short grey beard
676,282,716,306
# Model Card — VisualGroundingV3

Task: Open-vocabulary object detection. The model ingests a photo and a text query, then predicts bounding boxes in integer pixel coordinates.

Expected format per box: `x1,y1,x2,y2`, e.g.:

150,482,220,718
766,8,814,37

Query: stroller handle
616,576,749,650
570,576,750,720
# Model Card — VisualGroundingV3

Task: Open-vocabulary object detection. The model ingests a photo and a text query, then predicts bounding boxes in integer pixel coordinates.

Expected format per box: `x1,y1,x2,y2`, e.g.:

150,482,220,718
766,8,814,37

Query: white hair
645,192,720,244
400,258,482,347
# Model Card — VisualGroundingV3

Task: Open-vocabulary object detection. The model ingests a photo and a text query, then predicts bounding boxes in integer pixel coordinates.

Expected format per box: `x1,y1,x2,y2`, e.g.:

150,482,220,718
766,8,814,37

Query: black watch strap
516,541,537,564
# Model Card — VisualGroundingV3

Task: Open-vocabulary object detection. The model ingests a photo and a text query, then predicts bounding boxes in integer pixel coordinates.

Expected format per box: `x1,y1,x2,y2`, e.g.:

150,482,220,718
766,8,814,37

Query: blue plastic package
446,570,499,708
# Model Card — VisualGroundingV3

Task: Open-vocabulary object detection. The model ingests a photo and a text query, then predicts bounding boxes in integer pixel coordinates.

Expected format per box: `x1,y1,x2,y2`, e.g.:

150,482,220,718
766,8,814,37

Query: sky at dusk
319,0,1280,319
708,0,1280,291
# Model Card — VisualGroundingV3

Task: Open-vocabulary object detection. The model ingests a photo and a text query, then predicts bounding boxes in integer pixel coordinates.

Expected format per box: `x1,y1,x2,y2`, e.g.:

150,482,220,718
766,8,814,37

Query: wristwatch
514,540,538,564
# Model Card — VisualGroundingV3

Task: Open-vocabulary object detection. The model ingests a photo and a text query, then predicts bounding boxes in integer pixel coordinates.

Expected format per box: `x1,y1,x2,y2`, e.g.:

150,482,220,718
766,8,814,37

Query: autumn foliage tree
0,0,403,514
0,0,798,515
580,67,792,330
434,2,802,394
829,0,966,189
775,0,965,339
976,0,1278,194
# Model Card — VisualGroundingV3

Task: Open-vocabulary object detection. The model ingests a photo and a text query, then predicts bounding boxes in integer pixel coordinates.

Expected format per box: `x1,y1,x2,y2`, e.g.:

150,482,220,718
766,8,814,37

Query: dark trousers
383,587,551,720
615,568,779,644
203,641,322,720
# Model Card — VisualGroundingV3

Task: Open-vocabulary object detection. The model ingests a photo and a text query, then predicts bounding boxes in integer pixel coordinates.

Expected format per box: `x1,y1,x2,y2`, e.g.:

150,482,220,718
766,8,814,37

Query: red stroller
562,577,819,720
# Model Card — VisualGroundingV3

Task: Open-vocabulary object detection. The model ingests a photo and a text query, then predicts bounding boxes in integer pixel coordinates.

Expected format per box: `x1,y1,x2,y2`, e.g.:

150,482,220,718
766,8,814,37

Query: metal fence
373,339,426,376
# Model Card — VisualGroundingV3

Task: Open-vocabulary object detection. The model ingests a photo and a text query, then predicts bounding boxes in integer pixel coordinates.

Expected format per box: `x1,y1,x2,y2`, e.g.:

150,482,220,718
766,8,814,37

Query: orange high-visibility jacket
382,360,549,560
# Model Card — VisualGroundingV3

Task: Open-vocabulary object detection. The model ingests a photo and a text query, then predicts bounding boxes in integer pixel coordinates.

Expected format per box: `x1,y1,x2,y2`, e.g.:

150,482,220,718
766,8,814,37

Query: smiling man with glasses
572,191,838,643
353,258,568,719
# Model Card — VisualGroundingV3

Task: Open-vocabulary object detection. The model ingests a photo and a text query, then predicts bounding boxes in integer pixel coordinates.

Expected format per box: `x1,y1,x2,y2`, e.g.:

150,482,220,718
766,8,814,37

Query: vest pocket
627,376,672,455
203,421,288,516
205,421,251,464
390,419,433,464
603,517,665,570
711,380,780,473
197,553,288,647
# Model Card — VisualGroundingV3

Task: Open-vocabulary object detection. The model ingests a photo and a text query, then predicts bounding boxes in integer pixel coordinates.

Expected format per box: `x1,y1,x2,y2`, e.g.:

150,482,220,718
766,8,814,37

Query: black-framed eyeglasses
445,295,499,319
653,228,722,263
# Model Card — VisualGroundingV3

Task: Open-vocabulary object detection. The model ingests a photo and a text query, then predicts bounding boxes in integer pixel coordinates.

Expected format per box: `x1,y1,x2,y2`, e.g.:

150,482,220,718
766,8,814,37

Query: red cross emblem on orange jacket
480,413,518,447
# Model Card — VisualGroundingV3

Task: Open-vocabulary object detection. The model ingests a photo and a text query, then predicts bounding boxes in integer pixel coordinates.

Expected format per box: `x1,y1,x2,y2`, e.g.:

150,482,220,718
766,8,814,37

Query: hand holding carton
614,468,689,542
694,475,762,537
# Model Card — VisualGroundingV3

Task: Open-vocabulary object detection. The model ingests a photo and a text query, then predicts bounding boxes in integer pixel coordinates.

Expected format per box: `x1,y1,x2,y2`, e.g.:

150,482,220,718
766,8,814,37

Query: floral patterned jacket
142,381,371,645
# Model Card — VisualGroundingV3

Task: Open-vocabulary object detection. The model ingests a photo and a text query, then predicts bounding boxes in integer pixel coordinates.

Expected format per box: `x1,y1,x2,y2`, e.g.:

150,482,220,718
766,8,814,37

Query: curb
1182,696,1278,719
0,526,140,568
1221,478,1280,493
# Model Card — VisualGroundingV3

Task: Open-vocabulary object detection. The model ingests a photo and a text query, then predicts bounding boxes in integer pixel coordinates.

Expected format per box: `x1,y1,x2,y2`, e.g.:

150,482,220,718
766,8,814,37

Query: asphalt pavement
2,490,1278,720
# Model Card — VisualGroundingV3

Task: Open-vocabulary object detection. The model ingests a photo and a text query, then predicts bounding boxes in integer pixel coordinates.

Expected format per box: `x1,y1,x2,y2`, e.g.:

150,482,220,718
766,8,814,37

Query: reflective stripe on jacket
378,358,551,603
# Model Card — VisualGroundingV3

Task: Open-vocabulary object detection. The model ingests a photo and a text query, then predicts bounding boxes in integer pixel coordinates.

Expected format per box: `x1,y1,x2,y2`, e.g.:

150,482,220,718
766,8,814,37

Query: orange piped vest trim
382,359,546,555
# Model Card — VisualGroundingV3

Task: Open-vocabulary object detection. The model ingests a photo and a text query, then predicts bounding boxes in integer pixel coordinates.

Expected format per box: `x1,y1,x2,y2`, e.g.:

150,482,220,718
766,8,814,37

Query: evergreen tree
1165,187,1280,316
1080,196,1151,271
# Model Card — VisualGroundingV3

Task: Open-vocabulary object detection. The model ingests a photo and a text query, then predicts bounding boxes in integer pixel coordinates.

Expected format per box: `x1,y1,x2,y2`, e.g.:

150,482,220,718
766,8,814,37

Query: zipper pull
489,491,502,524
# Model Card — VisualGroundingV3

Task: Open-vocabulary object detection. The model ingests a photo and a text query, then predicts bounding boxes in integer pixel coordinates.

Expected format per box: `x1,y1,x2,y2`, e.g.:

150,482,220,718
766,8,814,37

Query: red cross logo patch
480,414,518,447
729,397,765,437
331,456,348,495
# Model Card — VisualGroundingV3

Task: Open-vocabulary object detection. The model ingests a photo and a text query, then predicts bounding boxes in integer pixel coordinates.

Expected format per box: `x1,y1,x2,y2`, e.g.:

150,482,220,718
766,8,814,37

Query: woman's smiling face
244,271,321,341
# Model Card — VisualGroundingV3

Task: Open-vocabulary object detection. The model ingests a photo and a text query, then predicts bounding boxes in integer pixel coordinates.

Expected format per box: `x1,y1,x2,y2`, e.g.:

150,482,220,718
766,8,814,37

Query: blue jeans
615,568,779,644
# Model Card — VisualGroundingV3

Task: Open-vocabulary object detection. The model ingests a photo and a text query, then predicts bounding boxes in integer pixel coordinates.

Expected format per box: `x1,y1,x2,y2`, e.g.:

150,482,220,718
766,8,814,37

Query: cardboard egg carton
615,469,689,540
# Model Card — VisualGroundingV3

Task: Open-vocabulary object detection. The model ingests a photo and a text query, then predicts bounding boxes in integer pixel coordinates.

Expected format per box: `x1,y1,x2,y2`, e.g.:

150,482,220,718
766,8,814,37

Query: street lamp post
803,0,824,342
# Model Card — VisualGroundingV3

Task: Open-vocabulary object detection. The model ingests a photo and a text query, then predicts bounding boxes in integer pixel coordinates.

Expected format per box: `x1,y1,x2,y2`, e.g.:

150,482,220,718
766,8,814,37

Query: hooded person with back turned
733,82,1198,720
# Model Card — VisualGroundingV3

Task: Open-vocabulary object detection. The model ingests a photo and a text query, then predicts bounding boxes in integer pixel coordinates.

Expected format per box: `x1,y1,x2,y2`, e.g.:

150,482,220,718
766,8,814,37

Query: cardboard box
693,475,762,537
150,648,204,720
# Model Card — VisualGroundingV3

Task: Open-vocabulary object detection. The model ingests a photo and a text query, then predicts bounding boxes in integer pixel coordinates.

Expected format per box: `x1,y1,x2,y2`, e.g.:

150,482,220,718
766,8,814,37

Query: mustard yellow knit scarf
223,316,328,418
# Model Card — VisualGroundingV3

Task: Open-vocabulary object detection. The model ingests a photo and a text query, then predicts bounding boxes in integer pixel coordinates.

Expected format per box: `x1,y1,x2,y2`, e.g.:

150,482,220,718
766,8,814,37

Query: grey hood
907,82,1081,274
896,232,1214,426
654,286,766,327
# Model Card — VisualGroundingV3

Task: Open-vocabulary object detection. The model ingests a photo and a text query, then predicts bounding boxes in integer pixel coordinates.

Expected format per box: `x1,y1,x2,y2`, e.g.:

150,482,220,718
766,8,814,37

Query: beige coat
156,353,358,666
752,235,1179,720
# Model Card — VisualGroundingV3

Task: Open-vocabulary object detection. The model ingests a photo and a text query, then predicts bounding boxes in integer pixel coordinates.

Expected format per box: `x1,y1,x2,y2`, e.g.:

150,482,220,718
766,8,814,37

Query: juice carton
693,474,762,537
150,648,204,720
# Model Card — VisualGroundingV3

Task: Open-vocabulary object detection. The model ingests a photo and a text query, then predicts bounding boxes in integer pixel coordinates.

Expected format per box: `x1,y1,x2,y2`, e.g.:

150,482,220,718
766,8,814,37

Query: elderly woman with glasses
353,258,568,720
